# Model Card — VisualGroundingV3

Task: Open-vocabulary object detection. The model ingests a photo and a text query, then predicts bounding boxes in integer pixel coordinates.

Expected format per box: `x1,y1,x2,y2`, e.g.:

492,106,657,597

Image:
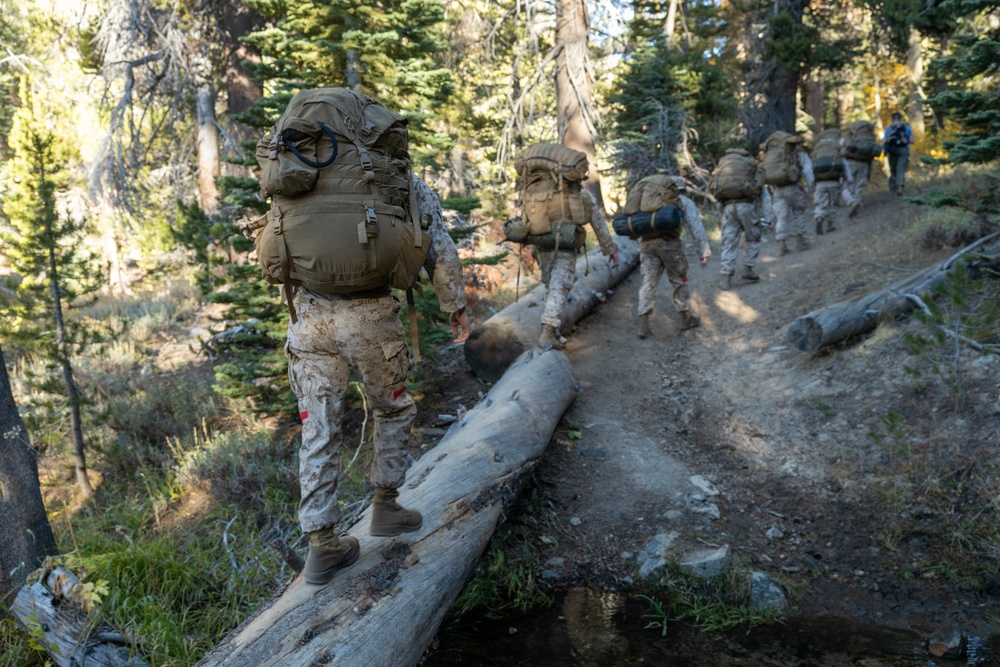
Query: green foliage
926,0,1000,164
0,617,48,667
902,262,998,410
440,196,482,214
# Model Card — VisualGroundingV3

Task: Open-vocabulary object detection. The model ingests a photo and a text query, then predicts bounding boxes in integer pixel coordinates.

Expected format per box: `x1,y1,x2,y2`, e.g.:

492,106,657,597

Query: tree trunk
803,71,825,132
196,347,577,667
464,239,640,382
0,345,58,609
555,0,604,210
12,567,149,666
47,241,92,497
787,233,1000,352
906,26,925,141
665,0,679,51
196,84,220,213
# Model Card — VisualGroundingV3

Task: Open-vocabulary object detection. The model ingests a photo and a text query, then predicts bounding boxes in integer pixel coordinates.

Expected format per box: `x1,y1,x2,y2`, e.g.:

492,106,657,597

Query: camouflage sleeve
680,195,710,259
412,175,467,313
584,190,619,257
799,151,816,190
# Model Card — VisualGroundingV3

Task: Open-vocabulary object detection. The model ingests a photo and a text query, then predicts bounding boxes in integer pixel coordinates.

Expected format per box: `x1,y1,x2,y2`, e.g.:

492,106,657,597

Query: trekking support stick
406,287,422,366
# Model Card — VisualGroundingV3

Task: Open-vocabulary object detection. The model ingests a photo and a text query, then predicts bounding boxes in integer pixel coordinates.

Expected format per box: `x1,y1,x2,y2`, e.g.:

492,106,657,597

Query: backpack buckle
361,121,375,137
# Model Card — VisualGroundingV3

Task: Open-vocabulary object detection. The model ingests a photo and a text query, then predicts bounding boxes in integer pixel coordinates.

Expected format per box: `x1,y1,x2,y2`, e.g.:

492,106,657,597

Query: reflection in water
424,588,1000,666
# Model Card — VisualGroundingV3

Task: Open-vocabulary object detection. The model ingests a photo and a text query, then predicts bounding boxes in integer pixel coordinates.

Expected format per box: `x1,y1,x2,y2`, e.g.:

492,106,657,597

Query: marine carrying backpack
843,120,882,160
709,149,761,202
253,88,429,320
811,128,844,181
510,143,592,249
761,131,803,187
612,174,682,238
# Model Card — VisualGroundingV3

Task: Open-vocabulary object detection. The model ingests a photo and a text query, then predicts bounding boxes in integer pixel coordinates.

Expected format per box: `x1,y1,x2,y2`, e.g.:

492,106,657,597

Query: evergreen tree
0,79,103,496
926,0,1000,164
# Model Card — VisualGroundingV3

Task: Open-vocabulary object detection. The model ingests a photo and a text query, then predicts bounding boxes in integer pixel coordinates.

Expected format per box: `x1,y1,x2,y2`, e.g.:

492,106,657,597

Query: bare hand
608,252,619,269
450,308,471,344
699,256,709,268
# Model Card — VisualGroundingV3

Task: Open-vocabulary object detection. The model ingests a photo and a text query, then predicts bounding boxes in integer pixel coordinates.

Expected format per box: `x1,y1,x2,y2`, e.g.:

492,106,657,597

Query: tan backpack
623,174,679,215
811,128,844,181
709,149,761,202
512,143,592,247
253,88,429,319
761,131,803,187
843,120,882,160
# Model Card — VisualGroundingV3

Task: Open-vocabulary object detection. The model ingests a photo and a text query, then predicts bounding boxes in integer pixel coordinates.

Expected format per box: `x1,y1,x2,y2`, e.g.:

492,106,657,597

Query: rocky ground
422,184,1000,644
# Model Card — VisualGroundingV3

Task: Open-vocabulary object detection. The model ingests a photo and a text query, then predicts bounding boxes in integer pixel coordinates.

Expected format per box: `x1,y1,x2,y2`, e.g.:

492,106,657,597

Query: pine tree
926,0,1000,164
0,79,103,496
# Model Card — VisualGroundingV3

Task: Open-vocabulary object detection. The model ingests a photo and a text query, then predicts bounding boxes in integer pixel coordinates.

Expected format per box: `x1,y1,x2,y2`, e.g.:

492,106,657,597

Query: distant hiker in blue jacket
883,112,915,196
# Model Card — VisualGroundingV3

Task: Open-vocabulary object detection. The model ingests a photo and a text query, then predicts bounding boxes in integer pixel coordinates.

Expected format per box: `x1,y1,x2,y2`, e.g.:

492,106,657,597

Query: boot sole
370,518,424,537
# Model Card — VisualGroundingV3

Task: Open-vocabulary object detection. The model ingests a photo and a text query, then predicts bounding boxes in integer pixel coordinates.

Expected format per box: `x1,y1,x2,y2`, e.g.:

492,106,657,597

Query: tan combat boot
826,218,836,233
370,487,423,537
742,266,760,282
637,314,652,339
304,528,360,585
848,203,860,219
538,324,565,350
795,234,810,251
719,274,733,290
778,239,790,256
679,310,701,330
815,219,824,235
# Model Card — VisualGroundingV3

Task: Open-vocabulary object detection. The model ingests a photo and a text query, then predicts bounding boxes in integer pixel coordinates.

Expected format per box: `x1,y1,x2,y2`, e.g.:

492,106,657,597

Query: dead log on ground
11,566,150,666
787,232,1000,352
196,347,577,667
464,238,640,381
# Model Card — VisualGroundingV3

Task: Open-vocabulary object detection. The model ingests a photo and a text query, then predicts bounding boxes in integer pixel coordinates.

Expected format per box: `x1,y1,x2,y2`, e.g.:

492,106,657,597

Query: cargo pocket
380,338,409,388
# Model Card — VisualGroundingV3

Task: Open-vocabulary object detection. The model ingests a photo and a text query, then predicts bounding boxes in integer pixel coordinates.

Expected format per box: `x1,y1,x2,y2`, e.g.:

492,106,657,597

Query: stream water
423,589,1000,666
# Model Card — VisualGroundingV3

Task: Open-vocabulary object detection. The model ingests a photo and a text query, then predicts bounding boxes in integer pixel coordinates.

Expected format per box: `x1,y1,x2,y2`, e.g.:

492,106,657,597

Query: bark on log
197,347,577,667
787,232,1000,352
464,238,639,381
11,567,149,666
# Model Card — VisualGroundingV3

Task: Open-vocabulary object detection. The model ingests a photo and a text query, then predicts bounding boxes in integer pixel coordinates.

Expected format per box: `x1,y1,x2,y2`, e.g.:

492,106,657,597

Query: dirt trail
515,189,1000,636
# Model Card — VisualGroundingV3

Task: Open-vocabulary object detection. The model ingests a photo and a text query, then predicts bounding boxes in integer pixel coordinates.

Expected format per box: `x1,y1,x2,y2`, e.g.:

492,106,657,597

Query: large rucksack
612,174,682,238
843,120,882,160
811,128,844,181
511,143,592,249
709,149,761,202
761,131,803,187
253,88,429,319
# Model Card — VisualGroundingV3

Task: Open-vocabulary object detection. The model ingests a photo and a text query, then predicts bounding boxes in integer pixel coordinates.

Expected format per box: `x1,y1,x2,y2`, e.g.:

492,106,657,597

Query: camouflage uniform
772,151,815,241
288,176,466,534
288,291,414,533
539,190,618,328
412,174,467,313
813,150,851,232
841,158,870,211
719,202,761,276
637,194,711,316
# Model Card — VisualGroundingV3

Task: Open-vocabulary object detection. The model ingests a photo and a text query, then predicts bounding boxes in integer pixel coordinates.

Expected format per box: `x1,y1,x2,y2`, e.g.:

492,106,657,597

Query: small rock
680,545,731,579
636,532,679,580
620,551,633,560
539,535,557,546
927,626,967,659
540,570,560,584
691,504,721,520
545,557,566,569
766,526,784,540
569,517,582,527
750,572,787,612
689,475,720,496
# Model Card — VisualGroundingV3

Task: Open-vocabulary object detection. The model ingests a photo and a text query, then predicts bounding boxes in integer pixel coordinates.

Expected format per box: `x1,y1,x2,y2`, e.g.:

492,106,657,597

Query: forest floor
420,180,1000,641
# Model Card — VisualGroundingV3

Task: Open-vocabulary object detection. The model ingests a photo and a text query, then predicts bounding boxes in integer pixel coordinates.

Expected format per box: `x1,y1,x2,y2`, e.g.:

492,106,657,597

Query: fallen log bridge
196,347,577,667
787,232,1000,353
464,238,639,381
